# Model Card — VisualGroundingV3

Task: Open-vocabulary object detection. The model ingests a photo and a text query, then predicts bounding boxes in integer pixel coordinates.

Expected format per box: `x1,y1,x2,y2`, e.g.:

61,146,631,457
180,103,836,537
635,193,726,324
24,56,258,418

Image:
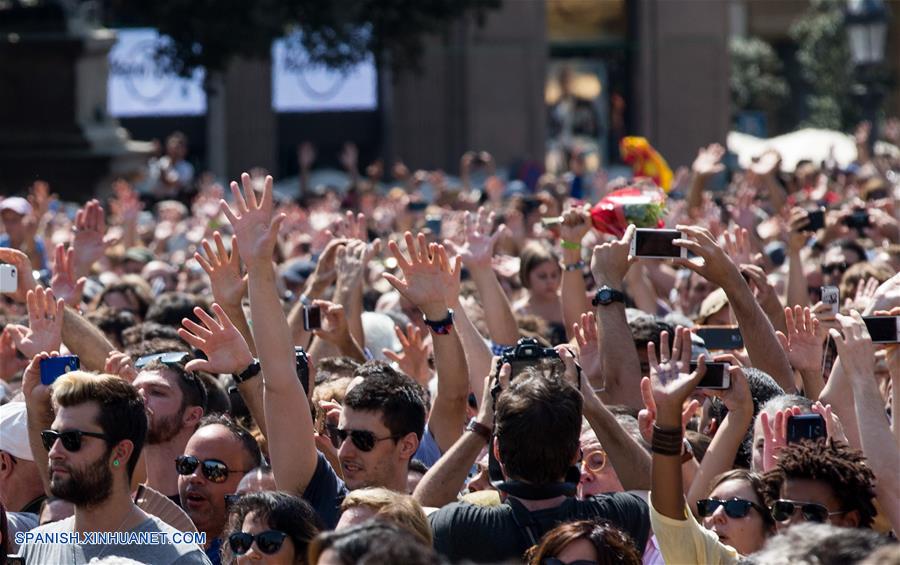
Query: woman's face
235,512,297,565
527,260,561,298
553,537,598,564
702,479,770,556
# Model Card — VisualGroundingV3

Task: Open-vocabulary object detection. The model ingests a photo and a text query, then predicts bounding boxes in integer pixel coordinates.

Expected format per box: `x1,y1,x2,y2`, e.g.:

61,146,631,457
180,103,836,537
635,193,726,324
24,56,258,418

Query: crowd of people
0,122,898,564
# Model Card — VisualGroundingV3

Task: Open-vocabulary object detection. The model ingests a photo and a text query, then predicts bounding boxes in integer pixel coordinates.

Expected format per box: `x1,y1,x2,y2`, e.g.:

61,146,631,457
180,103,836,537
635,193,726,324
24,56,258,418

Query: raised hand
740,264,778,308
760,408,791,473
71,199,117,277
590,223,636,287
573,311,601,387
722,226,753,267
559,205,591,247
50,244,86,307
845,277,880,313
829,311,876,381
340,142,358,172
674,225,741,288
383,323,431,386
776,306,825,372
647,327,706,424
0,328,28,382
11,287,64,359
109,180,144,225
637,375,701,445
810,401,848,444
383,232,462,318
28,180,53,221
692,143,726,177
443,208,506,270
328,211,368,242
104,351,137,382
0,248,36,303
310,300,353,346
177,304,254,374
196,232,246,307
220,172,285,265
22,351,58,410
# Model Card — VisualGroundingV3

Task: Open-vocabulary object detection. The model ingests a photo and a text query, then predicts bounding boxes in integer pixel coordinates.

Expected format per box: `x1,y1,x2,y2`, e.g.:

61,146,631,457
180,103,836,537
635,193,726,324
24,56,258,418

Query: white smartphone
821,285,839,315
630,229,687,259
0,264,17,294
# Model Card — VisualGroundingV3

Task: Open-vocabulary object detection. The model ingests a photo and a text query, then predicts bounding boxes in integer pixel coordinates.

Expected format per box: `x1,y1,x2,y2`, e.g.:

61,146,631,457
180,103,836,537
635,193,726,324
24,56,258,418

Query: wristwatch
564,261,585,272
233,360,261,384
423,309,454,335
592,286,626,306
466,420,492,443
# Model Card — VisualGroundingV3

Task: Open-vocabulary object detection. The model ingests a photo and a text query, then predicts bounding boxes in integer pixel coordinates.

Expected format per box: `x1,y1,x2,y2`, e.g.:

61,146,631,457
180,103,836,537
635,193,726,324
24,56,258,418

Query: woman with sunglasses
525,520,641,565
223,491,323,565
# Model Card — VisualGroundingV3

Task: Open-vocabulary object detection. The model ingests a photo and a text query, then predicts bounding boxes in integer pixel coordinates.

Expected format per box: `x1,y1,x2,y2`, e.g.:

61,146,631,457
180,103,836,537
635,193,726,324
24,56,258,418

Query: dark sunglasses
228,530,287,555
175,455,246,484
41,429,108,452
821,262,849,275
334,428,400,452
770,499,845,523
697,497,765,519
135,351,191,369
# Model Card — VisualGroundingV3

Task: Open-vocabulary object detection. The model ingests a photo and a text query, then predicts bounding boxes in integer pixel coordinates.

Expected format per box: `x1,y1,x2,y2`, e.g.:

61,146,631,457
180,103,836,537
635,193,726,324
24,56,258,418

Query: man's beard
50,453,114,508
147,407,185,445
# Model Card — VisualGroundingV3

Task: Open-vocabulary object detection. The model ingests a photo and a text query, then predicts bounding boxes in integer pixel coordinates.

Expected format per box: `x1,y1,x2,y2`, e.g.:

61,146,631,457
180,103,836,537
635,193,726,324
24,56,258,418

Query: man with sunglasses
132,353,208,506
763,438,877,530
18,353,210,564
177,413,262,565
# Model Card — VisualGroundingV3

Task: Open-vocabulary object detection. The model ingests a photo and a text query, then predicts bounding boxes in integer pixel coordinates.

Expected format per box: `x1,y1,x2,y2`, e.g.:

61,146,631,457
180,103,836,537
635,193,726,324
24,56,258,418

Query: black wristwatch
423,309,454,335
233,360,261,384
592,286,626,306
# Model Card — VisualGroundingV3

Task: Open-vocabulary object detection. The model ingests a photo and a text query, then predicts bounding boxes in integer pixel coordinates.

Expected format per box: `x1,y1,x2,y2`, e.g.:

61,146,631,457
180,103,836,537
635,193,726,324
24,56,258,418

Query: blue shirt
302,453,349,529
0,234,49,271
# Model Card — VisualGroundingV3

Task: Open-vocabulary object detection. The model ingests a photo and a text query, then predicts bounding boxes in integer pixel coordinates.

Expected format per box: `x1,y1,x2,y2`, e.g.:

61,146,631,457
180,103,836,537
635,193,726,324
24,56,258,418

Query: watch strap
233,360,261,384
466,420,492,443
564,261,585,272
592,286,626,306
423,309,454,335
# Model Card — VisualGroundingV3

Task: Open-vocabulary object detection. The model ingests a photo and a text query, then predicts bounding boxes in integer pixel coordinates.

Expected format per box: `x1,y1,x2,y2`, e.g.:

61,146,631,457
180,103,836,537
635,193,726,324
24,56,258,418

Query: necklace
72,504,140,564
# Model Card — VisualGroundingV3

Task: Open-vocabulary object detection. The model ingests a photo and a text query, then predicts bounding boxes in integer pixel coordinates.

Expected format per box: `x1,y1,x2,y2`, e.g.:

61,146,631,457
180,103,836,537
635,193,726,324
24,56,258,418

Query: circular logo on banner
110,37,175,105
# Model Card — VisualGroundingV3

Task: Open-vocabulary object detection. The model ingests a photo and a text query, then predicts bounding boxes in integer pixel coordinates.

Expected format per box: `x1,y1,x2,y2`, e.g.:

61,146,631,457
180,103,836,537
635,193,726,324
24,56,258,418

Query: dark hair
345,362,426,442
827,239,867,266
223,491,322,565
52,372,148,479
408,459,428,475
707,469,775,528
197,372,230,415
685,430,712,463
526,520,641,565
519,241,560,289
308,521,435,565
495,369,582,484
315,357,361,384
96,281,152,319
145,292,207,327
763,439,877,528
0,501,9,562
122,322,183,347
198,413,263,471
85,307,138,348
140,359,208,412
708,368,786,468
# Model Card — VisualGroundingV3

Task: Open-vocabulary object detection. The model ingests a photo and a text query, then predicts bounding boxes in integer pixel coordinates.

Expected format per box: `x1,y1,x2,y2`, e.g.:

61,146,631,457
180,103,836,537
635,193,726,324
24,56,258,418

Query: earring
113,459,120,467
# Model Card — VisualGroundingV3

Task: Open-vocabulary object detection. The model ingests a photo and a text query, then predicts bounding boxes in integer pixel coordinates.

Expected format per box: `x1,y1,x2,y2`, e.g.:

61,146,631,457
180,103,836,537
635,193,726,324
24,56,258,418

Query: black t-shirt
429,493,650,563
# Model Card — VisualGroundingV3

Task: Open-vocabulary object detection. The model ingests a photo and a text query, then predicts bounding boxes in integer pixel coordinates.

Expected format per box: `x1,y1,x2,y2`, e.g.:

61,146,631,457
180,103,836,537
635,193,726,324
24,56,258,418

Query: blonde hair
340,487,432,545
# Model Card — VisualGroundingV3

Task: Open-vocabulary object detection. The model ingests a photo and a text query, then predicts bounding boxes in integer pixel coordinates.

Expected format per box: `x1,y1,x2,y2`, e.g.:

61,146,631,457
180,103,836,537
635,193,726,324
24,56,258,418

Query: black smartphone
425,215,442,237
407,201,428,213
631,229,686,259
295,347,311,395
804,209,825,232
303,305,322,331
862,316,900,344
695,327,744,350
843,210,870,229
787,413,826,443
40,356,80,386
690,362,731,390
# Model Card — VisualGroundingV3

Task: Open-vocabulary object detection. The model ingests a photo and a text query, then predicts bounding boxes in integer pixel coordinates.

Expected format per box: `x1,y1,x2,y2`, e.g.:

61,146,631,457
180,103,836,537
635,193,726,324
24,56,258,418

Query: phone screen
786,414,826,443
863,316,900,344
695,327,743,350
804,210,825,231
690,362,731,389
821,286,839,315
634,229,682,258
303,306,322,331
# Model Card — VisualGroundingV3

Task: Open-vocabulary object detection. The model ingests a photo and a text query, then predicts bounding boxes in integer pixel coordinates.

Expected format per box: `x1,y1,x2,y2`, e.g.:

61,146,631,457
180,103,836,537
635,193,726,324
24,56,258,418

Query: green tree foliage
730,36,790,113
103,0,501,77
789,0,858,130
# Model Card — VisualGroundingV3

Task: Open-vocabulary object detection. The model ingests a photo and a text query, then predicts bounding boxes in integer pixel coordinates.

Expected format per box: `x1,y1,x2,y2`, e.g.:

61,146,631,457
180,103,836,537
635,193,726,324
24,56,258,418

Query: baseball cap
0,197,32,217
0,402,34,461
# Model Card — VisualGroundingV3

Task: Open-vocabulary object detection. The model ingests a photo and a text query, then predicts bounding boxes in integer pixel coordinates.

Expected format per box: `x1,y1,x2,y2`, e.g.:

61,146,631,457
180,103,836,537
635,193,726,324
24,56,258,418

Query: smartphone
540,217,563,227
295,346,311,395
862,316,900,344
843,210,870,229
303,305,322,331
425,215,442,237
407,201,428,213
786,413,826,443
804,209,825,232
821,286,839,315
690,362,731,390
695,327,744,350
631,229,686,259
40,356,80,386
0,264,17,293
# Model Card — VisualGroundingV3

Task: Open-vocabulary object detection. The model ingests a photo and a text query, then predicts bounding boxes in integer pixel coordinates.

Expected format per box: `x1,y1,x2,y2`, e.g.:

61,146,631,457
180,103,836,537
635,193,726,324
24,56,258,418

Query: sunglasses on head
41,429,108,452
175,455,245,484
770,499,844,523
228,530,287,556
334,428,400,452
135,351,191,370
697,497,765,519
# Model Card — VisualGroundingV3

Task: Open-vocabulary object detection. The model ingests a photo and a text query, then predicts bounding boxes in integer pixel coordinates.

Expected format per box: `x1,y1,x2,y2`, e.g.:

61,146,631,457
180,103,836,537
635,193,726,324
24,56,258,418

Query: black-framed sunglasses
175,455,246,484
135,351,191,369
334,428,400,452
41,429,109,452
821,262,849,276
697,497,765,519
770,499,845,523
228,530,287,555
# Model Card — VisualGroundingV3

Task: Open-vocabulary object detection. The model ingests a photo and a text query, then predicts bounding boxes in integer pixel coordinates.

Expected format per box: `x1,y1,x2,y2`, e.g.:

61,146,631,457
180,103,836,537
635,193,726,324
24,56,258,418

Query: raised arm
70,199,117,279
775,306,827,399
384,233,469,452
559,206,593,339
589,224,642,409
222,173,318,494
22,352,58,496
688,144,725,214
286,238,344,347
675,225,794,392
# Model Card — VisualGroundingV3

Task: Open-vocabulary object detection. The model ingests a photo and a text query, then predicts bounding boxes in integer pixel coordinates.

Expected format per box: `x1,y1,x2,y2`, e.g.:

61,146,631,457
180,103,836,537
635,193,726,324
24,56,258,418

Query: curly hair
763,438,877,528
526,519,641,565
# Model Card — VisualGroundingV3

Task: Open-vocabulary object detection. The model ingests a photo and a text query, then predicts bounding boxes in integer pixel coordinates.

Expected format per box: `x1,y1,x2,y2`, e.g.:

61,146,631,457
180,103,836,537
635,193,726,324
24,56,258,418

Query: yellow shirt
648,493,740,565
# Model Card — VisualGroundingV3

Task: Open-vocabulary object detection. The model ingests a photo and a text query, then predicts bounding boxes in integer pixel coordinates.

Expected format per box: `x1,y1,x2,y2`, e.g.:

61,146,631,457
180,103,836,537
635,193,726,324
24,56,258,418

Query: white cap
0,196,32,216
0,402,34,460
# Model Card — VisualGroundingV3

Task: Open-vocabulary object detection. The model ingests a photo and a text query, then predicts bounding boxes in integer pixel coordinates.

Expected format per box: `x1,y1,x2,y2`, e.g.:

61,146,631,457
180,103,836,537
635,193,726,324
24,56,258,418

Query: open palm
220,173,284,264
